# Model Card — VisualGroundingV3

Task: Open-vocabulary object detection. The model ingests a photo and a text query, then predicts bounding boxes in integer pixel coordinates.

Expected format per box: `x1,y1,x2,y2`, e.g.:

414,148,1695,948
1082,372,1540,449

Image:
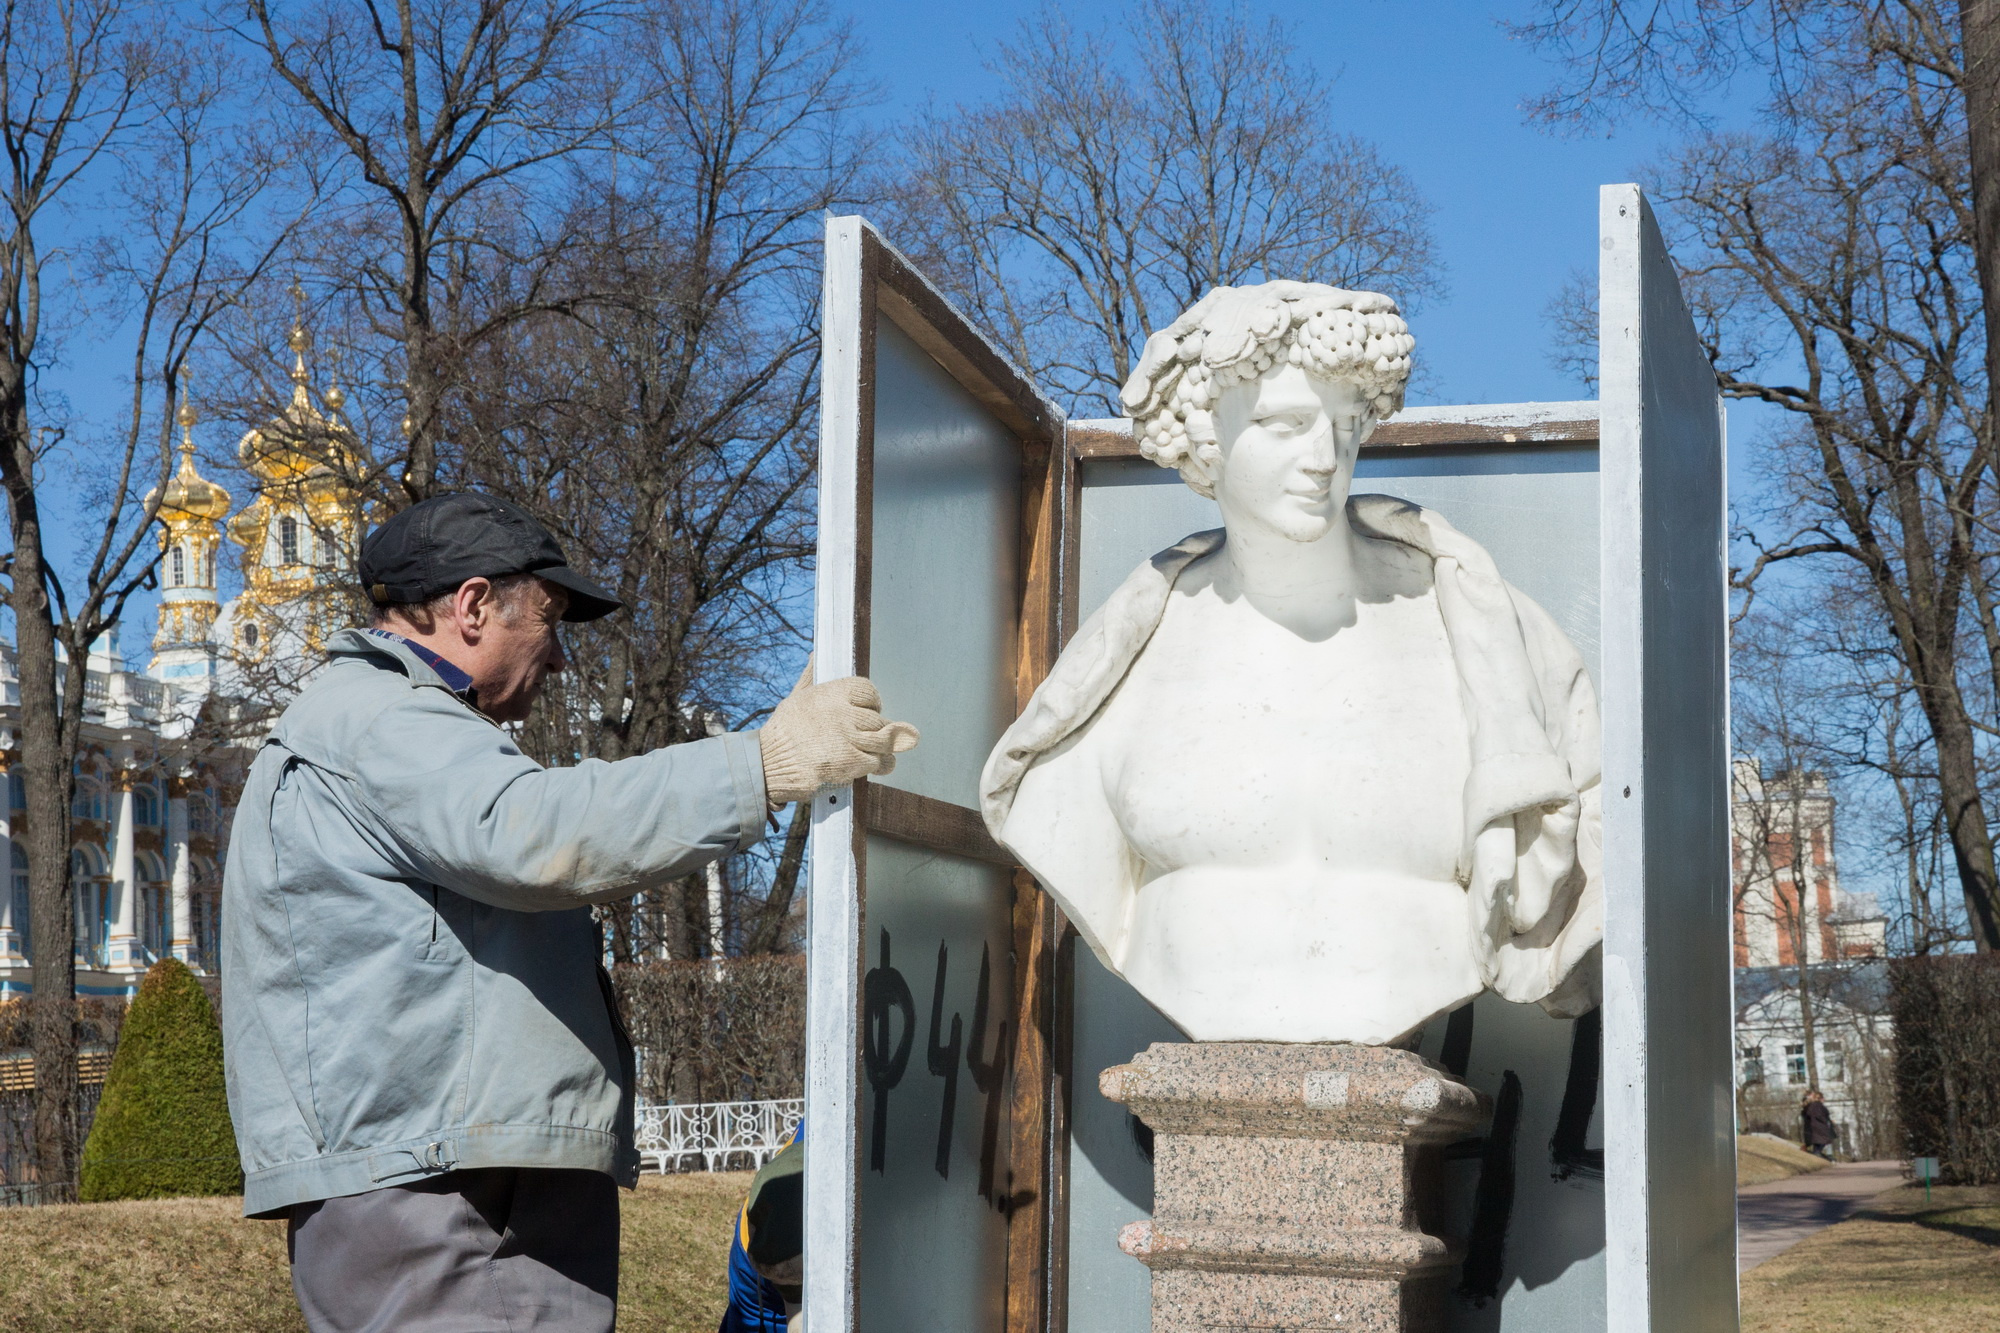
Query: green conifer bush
80,958,241,1201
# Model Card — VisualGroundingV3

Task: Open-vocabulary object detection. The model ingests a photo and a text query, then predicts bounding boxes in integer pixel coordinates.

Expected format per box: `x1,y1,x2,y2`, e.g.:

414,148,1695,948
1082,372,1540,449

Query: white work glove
758,661,919,807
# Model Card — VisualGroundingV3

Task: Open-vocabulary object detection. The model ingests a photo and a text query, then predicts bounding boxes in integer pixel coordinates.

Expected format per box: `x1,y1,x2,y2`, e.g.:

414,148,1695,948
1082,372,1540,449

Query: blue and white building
0,326,367,998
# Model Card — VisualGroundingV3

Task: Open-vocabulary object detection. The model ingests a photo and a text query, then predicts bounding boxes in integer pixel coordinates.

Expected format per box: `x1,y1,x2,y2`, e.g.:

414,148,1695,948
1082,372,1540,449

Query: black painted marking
1550,1007,1605,1182
1457,1069,1522,1307
925,940,964,1179
965,942,1011,1206
861,929,915,1173
1440,1001,1476,1078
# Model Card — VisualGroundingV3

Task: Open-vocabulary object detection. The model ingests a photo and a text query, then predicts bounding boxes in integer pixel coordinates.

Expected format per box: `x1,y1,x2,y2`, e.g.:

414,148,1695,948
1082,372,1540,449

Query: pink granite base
1101,1043,1487,1333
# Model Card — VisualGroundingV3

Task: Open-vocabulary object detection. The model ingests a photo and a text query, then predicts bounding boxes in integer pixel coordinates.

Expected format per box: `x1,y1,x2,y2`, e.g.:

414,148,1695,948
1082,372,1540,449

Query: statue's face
1211,363,1376,542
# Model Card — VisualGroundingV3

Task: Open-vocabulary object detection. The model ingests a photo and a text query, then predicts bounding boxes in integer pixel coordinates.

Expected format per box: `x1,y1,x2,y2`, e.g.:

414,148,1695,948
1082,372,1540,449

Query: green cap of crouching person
221,491,915,1332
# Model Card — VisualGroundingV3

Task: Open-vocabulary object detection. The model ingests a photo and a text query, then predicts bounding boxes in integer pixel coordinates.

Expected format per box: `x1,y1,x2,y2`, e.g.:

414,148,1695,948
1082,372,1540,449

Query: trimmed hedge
613,956,804,1104
79,959,240,1201
1888,952,2000,1185
0,995,129,1051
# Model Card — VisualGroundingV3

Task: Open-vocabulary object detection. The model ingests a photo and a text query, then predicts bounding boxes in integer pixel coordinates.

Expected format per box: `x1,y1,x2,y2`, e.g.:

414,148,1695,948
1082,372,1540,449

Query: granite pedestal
1100,1042,1489,1333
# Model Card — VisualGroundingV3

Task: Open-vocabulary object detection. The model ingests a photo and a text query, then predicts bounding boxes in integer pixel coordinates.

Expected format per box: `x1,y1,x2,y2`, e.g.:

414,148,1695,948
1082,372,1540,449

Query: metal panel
1598,182,1737,1331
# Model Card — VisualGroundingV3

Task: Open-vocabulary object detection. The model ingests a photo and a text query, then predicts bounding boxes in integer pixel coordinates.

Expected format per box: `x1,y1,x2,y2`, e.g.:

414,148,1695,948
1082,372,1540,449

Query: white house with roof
1730,759,1898,1157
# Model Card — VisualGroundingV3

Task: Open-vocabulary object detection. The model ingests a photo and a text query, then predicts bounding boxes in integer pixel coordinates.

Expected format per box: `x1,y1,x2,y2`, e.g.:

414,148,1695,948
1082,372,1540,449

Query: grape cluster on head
1118,281,1415,498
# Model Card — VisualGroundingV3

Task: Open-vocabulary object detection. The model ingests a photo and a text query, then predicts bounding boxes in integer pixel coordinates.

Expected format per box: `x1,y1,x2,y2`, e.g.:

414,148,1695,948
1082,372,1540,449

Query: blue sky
117,0,1949,932
53,1,1918,913
845,0,1696,405
73,0,1774,652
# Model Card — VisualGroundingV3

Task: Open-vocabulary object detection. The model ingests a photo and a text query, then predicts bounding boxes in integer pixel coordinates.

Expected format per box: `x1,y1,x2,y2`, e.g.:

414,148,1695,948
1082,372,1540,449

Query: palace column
104,766,141,982
167,775,193,966
0,753,16,961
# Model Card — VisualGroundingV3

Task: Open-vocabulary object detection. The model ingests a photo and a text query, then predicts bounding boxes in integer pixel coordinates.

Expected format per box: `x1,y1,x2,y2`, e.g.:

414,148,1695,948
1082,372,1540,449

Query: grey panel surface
1598,184,1736,1330
856,836,1014,1332
1064,950,1185,1333
1078,451,1599,685
1077,458,1219,612
1356,447,1600,687
1068,460,1210,1333
1070,446,1608,1331
1375,447,1608,1331
869,318,1021,810
1413,998,1607,1332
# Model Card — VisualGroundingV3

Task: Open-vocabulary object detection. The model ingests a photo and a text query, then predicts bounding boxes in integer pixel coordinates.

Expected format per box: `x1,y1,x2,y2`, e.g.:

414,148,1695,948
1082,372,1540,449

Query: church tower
221,316,371,676
148,394,233,681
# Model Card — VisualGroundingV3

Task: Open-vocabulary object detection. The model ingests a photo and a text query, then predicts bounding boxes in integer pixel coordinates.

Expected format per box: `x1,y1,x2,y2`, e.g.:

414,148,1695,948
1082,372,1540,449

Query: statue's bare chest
1092,582,1471,879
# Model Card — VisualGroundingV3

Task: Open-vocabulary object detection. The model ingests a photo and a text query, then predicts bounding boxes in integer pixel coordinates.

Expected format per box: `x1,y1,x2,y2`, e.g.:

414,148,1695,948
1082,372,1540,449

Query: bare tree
1728,608,1919,1154
895,0,1441,415
1521,0,2000,954
232,0,619,502
449,0,870,960
1732,620,1844,1092
1519,3,2000,433
0,7,295,1194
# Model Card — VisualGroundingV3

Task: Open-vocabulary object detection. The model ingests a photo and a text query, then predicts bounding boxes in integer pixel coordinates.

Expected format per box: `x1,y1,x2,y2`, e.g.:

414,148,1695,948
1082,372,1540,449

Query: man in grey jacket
223,492,913,1332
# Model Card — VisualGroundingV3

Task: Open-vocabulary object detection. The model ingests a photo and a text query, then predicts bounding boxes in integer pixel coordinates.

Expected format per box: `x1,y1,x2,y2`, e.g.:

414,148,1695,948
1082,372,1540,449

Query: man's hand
758,663,919,807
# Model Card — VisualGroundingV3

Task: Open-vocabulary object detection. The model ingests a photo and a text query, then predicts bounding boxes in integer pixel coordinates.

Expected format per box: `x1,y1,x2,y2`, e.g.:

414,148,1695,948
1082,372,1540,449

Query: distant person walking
1802,1089,1838,1161
222,492,916,1333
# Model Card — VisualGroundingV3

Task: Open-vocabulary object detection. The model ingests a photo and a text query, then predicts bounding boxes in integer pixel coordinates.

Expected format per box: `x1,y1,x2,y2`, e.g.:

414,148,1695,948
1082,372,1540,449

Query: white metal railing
635,1097,801,1174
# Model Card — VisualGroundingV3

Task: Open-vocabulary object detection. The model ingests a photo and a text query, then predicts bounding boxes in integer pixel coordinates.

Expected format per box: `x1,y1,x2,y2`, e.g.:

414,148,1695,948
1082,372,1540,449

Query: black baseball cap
359,492,622,623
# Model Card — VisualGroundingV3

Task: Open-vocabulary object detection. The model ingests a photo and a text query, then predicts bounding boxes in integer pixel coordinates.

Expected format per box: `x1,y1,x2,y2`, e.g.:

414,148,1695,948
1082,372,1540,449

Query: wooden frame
807,217,1075,1333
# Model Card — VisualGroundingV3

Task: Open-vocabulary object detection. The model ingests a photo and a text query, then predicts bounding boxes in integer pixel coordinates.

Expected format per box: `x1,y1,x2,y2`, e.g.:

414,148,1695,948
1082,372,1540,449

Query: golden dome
237,322,366,482
152,402,232,523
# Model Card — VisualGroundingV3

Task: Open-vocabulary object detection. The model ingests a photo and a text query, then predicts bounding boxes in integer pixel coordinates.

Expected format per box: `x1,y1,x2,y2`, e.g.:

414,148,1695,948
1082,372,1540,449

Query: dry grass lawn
1738,1134,1832,1187
17,1172,1992,1332
618,1171,747,1333
1743,1184,2000,1333
0,1170,748,1333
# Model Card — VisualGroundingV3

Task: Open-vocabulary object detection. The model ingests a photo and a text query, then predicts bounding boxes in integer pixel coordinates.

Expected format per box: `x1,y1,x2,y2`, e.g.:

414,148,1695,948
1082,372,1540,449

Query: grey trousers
287,1167,619,1333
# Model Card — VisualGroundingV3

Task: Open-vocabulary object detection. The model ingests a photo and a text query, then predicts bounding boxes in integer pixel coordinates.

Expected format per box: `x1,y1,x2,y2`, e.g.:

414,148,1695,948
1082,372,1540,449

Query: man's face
1211,364,1376,542
465,578,569,723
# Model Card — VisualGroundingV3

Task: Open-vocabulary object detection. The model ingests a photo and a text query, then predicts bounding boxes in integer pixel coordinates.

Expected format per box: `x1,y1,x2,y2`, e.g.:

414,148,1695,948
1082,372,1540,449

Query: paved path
1738,1160,1908,1272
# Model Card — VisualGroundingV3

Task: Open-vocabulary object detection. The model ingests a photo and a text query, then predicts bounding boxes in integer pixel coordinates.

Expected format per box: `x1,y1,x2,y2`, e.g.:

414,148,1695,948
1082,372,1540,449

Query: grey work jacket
222,628,767,1216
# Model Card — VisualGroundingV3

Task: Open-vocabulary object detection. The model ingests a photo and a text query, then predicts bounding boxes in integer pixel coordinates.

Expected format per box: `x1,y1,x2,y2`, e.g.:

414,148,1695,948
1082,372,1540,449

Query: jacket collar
325,626,480,708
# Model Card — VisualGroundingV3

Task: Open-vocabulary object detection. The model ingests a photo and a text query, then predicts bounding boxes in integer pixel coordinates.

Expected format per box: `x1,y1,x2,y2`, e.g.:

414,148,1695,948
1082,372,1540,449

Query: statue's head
1119,282,1413,540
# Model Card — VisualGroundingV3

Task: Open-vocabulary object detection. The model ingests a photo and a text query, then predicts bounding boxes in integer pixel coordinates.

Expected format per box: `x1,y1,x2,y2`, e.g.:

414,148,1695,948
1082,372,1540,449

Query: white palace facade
0,324,369,998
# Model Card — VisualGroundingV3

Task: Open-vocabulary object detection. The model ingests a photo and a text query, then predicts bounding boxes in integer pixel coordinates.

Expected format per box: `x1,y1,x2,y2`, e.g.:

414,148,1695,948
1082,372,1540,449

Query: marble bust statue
979,282,1603,1044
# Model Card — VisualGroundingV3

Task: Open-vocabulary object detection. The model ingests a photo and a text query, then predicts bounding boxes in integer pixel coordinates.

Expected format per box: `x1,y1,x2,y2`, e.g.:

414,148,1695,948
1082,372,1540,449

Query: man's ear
454,577,495,636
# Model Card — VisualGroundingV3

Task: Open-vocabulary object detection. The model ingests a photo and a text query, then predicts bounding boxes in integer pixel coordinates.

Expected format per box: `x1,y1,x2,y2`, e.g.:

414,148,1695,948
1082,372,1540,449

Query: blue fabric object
222,627,768,1216
719,1123,803,1333
719,1225,790,1333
